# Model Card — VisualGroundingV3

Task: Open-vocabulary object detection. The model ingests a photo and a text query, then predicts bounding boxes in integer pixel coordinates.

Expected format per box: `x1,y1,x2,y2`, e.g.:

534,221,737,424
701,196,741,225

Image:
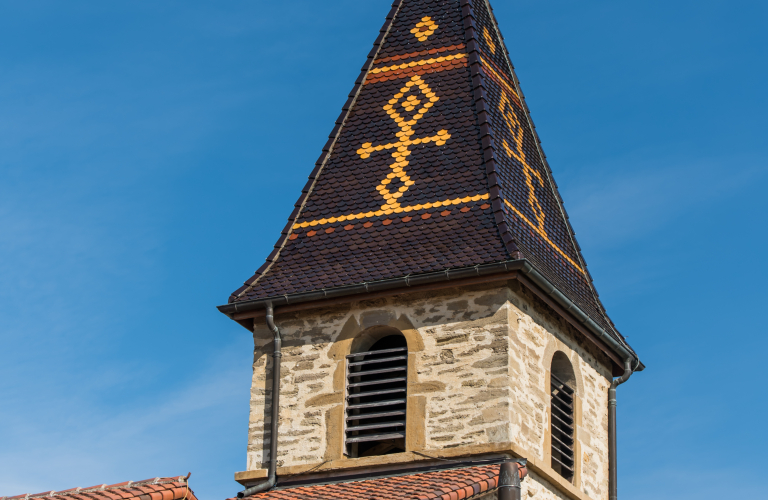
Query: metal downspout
609,358,633,500
498,460,527,500
238,303,282,498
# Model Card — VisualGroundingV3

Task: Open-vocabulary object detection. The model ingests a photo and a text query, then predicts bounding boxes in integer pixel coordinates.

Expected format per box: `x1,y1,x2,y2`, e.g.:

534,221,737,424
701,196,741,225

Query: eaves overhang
217,259,643,374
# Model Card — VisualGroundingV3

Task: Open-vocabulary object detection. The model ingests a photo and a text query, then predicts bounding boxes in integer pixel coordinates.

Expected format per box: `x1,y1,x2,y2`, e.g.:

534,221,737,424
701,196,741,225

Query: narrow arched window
345,333,408,458
551,352,576,482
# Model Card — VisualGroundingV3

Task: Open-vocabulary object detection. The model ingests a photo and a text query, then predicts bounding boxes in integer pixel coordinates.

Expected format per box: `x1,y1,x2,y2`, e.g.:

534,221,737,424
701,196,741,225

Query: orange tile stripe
370,53,467,75
374,44,465,65
503,199,586,275
293,194,490,229
291,205,489,239
479,54,521,105
483,27,497,54
365,54,468,84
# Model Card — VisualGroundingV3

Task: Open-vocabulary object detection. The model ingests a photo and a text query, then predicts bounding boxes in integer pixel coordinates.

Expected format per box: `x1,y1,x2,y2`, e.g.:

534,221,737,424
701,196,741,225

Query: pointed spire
226,0,631,351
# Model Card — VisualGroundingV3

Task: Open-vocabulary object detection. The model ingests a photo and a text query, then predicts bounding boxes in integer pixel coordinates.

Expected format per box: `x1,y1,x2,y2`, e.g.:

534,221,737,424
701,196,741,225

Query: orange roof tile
234,463,526,500
2,476,197,500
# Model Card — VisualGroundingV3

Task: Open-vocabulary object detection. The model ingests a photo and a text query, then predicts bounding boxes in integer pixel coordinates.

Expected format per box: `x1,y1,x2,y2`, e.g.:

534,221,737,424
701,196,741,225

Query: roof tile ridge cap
16,477,192,500
483,1,591,269
483,0,619,333
482,0,582,250
44,478,178,499
228,0,408,304
460,0,521,261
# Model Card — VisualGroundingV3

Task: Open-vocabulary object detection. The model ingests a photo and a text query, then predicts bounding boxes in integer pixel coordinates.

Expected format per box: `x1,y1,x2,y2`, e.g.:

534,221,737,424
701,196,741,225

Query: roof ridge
477,0,619,336
228,0,407,304
461,0,521,260
470,0,591,275
4,476,189,500
463,0,631,346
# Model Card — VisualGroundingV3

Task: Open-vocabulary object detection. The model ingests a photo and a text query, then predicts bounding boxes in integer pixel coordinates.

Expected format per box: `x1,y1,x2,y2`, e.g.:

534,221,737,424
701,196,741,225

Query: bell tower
218,1,642,499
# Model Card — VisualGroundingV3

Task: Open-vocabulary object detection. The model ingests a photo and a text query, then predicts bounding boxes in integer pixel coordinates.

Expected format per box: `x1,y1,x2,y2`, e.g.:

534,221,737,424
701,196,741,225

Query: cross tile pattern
228,0,629,347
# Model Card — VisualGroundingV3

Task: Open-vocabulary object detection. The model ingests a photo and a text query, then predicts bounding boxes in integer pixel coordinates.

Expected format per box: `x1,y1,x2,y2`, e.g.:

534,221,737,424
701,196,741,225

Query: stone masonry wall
247,281,614,500
523,471,570,500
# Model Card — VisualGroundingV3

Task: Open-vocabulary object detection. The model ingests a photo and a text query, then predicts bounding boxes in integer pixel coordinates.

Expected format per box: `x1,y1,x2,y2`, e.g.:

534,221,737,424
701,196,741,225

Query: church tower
218,1,642,499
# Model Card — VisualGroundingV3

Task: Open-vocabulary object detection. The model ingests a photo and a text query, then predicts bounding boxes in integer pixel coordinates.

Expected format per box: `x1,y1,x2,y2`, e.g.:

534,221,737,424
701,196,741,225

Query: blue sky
0,0,765,498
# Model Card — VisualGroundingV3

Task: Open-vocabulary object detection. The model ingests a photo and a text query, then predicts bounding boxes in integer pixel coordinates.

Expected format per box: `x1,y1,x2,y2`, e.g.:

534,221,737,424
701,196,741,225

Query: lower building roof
234,463,526,500
2,476,197,500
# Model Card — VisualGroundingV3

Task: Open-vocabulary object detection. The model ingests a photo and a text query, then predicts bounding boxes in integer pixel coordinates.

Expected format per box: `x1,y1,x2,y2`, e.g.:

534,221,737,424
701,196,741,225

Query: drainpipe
498,460,527,500
237,303,283,498
608,358,634,500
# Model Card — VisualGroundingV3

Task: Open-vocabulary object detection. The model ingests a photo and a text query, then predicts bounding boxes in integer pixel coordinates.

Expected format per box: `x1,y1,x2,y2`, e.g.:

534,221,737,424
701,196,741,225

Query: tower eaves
223,0,636,360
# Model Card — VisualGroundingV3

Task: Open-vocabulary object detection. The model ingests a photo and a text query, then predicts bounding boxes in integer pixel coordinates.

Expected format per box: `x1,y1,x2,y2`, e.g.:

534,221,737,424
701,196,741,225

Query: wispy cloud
562,153,768,250
0,342,252,497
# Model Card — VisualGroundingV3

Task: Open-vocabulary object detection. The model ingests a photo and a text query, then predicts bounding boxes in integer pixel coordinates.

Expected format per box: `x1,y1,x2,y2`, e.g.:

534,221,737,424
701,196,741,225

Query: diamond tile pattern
234,464,518,500
228,0,627,346
2,477,196,500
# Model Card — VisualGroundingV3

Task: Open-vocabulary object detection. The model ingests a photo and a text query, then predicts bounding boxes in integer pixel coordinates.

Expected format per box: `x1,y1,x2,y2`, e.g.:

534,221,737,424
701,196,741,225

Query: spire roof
226,0,630,350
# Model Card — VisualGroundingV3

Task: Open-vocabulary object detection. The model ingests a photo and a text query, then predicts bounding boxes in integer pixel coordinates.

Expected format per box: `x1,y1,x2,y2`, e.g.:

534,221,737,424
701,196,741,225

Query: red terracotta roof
2,476,197,500
223,0,634,353
235,463,526,500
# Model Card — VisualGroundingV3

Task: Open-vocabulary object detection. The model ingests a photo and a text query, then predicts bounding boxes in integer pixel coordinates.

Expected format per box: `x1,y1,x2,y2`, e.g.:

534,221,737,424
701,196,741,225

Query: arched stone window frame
543,341,585,488
345,327,409,457
325,311,427,462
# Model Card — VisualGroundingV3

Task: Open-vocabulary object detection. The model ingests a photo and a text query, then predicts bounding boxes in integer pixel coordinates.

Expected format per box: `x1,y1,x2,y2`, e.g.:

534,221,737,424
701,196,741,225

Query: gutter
515,263,637,367
608,358,636,500
498,460,528,500
237,303,282,498
218,259,642,371
219,260,528,315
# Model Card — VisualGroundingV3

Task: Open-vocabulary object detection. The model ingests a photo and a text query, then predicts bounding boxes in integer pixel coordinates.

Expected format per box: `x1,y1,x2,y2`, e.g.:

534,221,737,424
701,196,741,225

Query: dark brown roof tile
226,0,632,351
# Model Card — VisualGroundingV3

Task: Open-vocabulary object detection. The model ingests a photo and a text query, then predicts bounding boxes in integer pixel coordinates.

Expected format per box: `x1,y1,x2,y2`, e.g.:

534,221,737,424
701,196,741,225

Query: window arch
345,332,408,458
551,352,576,482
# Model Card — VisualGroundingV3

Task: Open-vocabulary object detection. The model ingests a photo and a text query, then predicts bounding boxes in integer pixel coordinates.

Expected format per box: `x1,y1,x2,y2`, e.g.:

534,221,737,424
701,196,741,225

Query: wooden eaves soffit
218,0,640,370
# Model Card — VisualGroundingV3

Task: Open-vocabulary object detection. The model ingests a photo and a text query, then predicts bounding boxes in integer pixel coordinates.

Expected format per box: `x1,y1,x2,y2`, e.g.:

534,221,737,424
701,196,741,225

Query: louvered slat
346,388,406,399
345,421,406,432
347,347,407,358
348,355,408,368
551,374,575,481
551,412,574,431
345,432,406,444
346,398,407,410
346,339,408,456
347,377,407,388
551,374,574,393
347,366,407,377
551,390,574,409
345,410,406,422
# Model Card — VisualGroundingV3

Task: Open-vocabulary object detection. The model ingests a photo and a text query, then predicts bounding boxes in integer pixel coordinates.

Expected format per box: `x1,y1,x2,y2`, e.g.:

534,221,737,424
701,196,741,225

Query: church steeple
220,2,641,499
225,0,628,352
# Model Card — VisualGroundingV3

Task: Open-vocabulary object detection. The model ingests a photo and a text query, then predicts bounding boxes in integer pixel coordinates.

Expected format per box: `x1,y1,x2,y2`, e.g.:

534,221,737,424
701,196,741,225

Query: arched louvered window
551,352,576,482
345,333,408,458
